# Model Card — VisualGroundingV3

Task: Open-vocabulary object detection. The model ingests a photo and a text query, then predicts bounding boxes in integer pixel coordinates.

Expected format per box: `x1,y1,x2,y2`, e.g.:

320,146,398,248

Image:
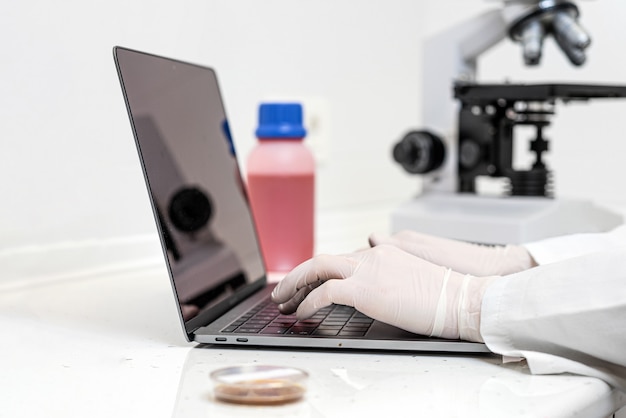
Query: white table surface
2,202,626,417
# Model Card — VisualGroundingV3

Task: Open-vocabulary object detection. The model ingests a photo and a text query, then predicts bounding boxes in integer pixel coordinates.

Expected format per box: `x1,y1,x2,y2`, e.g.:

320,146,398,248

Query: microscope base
391,194,623,245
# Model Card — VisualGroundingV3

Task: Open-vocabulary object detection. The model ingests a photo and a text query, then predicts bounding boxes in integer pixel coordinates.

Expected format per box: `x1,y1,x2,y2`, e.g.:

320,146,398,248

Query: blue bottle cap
255,103,307,139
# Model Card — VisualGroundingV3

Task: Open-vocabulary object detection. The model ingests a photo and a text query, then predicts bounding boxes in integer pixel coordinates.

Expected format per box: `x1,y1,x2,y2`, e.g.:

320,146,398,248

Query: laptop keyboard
221,298,374,337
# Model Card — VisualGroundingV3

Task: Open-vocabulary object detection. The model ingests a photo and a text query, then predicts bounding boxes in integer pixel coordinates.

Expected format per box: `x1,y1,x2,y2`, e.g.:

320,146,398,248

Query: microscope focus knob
393,130,445,174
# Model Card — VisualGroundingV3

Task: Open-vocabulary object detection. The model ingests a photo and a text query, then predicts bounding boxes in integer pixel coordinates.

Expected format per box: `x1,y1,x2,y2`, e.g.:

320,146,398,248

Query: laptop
113,46,489,353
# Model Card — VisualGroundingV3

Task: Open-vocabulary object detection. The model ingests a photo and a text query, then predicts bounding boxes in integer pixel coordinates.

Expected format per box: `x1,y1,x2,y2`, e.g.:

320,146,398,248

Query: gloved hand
369,230,536,276
271,245,499,342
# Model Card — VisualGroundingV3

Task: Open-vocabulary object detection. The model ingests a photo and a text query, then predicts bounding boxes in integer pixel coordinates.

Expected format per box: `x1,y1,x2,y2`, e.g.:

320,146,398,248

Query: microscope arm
421,9,508,192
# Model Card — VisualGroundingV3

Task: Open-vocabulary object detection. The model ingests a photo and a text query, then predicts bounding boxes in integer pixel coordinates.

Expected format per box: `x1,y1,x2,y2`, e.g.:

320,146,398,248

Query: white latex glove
369,230,536,277
271,245,499,342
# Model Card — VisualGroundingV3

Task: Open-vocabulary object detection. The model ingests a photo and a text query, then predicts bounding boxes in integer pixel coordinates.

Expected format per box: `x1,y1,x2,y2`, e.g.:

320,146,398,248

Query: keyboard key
313,329,340,336
322,321,348,326
271,318,296,326
348,317,374,324
316,325,342,330
221,326,238,333
244,320,273,325
298,318,322,325
342,325,370,332
261,326,290,334
239,323,265,329
235,328,265,333
287,326,316,335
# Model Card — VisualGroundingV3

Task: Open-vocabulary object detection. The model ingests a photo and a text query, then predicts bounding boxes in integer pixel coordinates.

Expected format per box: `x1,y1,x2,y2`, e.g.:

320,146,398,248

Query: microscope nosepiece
509,1,592,67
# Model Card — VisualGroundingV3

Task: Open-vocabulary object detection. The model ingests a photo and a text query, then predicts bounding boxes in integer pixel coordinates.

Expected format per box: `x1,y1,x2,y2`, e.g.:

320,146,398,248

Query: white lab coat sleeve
522,224,626,265
480,248,626,390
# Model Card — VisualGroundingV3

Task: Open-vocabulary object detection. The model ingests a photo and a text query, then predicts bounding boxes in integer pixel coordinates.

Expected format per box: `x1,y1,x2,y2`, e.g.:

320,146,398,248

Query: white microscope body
391,0,624,244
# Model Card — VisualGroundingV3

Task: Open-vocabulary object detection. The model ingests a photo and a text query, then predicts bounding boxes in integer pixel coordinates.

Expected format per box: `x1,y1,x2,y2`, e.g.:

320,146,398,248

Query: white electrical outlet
301,97,331,166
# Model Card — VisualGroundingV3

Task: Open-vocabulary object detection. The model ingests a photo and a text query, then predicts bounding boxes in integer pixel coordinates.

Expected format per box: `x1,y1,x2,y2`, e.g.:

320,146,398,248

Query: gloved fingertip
277,303,294,315
296,311,311,321
368,232,383,247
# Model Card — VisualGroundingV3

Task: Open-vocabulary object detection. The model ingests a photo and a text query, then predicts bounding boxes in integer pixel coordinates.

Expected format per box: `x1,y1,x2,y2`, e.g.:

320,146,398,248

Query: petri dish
210,365,308,405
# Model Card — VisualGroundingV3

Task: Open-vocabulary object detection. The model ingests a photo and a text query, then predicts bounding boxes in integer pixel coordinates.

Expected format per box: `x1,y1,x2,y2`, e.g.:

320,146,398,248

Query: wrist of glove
369,230,535,276
271,245,499,342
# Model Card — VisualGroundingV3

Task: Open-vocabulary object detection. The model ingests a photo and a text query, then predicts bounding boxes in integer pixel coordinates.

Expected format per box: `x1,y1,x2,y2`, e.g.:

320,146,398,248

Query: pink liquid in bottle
247,171,314,272
246,103,315,272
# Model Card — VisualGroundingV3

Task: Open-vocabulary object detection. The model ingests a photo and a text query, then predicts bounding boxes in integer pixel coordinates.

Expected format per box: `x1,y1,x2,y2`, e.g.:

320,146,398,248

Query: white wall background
2,0,626,282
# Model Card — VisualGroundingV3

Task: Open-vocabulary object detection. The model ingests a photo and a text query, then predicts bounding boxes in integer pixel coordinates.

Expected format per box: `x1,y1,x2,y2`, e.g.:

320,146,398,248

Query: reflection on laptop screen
115,48,265,334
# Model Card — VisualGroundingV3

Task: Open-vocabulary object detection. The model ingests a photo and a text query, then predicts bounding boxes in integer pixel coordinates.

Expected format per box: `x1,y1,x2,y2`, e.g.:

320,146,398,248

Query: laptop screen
114,47,266,336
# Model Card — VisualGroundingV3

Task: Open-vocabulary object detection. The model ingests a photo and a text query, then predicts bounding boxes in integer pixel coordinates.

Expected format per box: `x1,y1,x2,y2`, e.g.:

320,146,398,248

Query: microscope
392,0,626,244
